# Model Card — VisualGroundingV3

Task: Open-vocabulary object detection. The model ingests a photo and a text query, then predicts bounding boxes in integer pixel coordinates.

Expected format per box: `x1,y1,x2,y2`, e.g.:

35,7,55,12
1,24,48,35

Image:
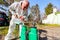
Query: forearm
9,2,16,15
9,8,18,18
9,9,16,15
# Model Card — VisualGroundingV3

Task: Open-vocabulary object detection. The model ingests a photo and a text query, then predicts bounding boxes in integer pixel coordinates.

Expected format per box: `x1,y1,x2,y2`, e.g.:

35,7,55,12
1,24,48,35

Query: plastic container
28,27,38,40
19,24,27,40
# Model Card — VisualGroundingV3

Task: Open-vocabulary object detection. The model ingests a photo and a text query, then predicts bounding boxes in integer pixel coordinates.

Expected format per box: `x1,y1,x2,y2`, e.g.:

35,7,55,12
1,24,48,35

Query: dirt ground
37,26,60,40
0,26,60,40
44,27,60,40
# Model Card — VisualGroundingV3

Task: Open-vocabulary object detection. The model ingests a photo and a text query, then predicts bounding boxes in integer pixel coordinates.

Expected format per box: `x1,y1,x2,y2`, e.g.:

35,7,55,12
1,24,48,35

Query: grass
0,25,19,36
36,23,60,30
0,24,60,35
0,0,5,4
55,12,60,15
37,23,60,27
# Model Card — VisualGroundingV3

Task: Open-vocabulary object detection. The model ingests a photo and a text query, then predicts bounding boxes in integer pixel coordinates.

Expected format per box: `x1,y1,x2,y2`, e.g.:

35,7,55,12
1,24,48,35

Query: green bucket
19,24,27,40
28,27,38,40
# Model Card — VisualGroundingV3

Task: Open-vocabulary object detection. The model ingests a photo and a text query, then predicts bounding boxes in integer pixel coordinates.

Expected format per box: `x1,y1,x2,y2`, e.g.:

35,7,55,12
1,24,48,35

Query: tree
28,4,41,23
28,13,33,21
3,0,22,5
3,0,14,5
45,3,53,15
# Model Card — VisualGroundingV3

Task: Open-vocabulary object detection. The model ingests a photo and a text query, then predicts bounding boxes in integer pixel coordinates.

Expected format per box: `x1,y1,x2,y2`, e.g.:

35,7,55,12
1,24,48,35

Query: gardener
5,0,29,40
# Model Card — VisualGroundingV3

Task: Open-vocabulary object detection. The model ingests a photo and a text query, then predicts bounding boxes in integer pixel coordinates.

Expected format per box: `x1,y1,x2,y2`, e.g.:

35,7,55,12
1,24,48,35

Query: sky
29,0,60,13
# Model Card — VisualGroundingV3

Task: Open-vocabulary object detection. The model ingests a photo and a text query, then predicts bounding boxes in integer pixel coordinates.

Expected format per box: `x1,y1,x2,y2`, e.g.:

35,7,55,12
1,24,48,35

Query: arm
9,2,19,18
9,2,17,15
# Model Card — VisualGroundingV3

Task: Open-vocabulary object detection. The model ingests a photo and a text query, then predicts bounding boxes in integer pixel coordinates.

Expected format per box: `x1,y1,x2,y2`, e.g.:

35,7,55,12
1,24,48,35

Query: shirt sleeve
15,1,23,15
9,2,18,15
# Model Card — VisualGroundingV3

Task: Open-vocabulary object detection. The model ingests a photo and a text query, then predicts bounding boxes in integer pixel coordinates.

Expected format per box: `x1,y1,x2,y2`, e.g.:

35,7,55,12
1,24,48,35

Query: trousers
4,15,23,40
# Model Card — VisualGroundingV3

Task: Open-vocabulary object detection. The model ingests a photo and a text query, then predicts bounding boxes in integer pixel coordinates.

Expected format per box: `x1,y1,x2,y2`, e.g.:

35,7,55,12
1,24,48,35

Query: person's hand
19,16,28,22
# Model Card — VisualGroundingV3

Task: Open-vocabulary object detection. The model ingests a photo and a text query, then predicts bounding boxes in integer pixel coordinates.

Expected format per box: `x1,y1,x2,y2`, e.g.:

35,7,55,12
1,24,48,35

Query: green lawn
38,24,60,27
0,24,60,36
0,0,5,4
0,25,19,36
